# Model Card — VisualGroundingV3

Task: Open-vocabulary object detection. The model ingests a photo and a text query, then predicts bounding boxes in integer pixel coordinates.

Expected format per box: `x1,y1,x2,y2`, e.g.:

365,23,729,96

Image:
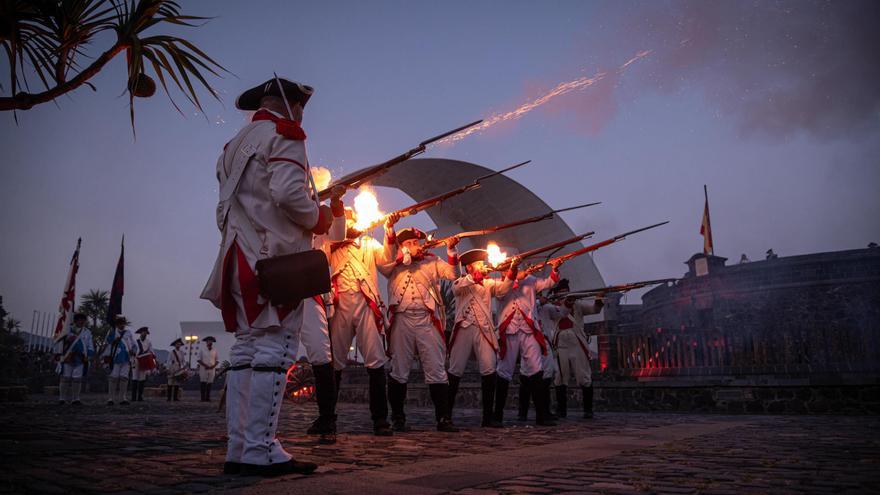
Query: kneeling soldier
448,249,514,428
380,220,460,432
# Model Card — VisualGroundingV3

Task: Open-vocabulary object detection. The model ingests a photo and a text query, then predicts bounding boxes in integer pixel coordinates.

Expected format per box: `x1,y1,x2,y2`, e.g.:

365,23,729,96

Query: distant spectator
869,242,878,249
765,249,778,260
739,253,750,264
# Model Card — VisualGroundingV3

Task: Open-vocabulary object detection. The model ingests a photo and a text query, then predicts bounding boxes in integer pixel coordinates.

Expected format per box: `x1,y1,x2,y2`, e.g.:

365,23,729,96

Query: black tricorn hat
171,338,184,347
236,77,313,111
396,228,426,244
73,312,87,320
552,278,571,294
460,249,488,267
135,326,150,334
203,336,217,343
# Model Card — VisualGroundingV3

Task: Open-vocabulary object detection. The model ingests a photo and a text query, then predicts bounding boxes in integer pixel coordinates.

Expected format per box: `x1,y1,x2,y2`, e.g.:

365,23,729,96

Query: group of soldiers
200,76,605,477
53,313,219,405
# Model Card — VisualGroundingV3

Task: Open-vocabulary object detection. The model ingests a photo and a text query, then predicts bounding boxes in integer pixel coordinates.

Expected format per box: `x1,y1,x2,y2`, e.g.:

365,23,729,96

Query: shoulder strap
216,125,265,231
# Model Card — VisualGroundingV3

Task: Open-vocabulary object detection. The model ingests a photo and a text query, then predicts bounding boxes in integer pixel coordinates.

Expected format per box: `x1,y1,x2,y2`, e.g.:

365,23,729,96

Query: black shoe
436,418,459,433
240,459,318,477
373,421,393,436
392,420,410,432
536,418,558,426
223,462,242,475
106,400,114,406
71,400,82,406
306,418,324,435
481,418,504,428
58,400,67,405
120,400,130,406
583,411,594,419
318,432,337,445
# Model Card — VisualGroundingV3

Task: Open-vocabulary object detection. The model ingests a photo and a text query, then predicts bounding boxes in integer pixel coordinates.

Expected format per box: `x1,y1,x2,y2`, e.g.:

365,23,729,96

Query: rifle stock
317,119,483,201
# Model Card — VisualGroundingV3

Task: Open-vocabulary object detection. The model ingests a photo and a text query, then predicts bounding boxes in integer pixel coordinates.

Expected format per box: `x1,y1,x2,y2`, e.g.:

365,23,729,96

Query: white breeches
300,296,332,365
61,363,85,380
542,347,558,379
447,324,497,377
199,367,216,383
109,362,130,378
555,346,592,387
496,331,543,381
330,291,387,370
388,310,447,385
225,258,303,466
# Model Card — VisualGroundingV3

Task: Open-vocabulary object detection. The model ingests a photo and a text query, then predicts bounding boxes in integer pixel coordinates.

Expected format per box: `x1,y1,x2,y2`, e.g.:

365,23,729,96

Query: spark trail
435,50,652,146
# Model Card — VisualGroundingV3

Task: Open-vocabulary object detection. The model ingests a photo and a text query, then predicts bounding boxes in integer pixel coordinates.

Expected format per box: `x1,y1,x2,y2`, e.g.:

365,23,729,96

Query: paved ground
1,394,878,494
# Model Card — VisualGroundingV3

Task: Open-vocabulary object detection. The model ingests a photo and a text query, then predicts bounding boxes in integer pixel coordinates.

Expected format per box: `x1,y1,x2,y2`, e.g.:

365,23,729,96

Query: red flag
53,238,81,341
700,185,714,255
107,236,124,325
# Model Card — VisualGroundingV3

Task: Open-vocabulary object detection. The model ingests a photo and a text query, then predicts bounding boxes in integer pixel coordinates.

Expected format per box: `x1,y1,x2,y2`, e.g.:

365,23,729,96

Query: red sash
498,308,547,358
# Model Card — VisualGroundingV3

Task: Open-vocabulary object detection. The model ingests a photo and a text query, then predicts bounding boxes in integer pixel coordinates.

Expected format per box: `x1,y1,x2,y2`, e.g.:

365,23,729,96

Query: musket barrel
420,119,483,146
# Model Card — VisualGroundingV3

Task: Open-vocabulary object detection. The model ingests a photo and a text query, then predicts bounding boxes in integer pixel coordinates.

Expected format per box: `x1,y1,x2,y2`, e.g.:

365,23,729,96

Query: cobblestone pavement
1,394,878,494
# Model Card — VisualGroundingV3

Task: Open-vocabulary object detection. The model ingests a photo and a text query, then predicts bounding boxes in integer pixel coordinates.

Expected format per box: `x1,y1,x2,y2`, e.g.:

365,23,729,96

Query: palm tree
0,0,226,129
79,289,109,359
4,318,21,332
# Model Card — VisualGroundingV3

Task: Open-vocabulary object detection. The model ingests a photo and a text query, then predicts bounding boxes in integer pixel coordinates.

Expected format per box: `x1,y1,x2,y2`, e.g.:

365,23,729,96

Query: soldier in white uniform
55,313,94,405
551,279,603,419
447,249,514,428
328,208,394,436
166,338,186,401
198,336,219,402
494,265,561,426
379,223,460,432
104,315,136,406
132,327,155,402
201,77,339,477
520,295,563,421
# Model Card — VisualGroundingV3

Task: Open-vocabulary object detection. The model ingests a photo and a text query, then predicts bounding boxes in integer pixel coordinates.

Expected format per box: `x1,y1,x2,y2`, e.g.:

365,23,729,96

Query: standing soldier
328,208,394,436
494,263,561,426
201,77,338,476
166,338,186,402
379,220,460,432
520,295,562,421
104,315,136,406
447,249,514,428
198,336,219,402
55,312,94,405
132,327,156,402
551,279,604,419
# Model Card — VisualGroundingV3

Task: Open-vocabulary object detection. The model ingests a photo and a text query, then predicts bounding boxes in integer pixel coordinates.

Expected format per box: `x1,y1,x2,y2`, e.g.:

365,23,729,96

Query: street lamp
184,335,199,369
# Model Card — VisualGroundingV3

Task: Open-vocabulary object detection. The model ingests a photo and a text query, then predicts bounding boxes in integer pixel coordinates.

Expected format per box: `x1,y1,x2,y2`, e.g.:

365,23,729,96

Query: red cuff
330,197,344,217
386,229,396,243
311,205,332,235
550,269,560,282
448,254,458,265
506,264,518,281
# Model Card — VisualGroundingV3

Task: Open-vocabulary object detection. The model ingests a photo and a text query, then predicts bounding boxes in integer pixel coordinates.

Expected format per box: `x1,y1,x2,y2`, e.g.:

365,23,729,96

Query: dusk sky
2,0,878,349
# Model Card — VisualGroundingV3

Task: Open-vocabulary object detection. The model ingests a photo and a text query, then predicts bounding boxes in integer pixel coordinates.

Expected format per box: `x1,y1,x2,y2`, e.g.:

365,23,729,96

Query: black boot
367,368,392,436
131,380,138,403
166,384,173,402
205,383,212,402
582,385,594,419
334,369,343,403
308,363,338,444
517,377,530,421
493,377,509,425
543,378,557,420
388,377,409,432
429,383,458,432
481,373,502,428
173,385,180,401
447,374,461,422
138,380,146,401
200,382,206,402
531,373,556,426
556,384,568,418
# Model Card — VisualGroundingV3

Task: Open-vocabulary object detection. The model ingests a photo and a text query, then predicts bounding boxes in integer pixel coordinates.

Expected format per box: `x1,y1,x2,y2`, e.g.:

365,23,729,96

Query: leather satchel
255,249,331,306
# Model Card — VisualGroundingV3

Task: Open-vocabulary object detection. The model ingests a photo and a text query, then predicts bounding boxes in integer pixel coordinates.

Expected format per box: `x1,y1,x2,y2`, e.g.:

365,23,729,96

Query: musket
359,160,533,234
487,231,595,271
550,278,678,300
317,119,483,201
522,221,669,276
422,201,600,249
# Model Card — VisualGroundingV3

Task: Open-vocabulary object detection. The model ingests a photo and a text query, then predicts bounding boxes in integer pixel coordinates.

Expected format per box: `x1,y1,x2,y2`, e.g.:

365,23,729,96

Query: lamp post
184,335,199,369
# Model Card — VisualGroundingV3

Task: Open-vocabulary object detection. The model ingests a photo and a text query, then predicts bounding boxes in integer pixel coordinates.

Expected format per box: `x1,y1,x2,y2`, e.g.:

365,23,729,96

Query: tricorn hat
114,315,129,325
203,336,216,343
552,278,571,294
135,326,150,335
396,228,426,244
459,249,488,267
236,77,314,111
171,338,184,347
73,312,87,321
